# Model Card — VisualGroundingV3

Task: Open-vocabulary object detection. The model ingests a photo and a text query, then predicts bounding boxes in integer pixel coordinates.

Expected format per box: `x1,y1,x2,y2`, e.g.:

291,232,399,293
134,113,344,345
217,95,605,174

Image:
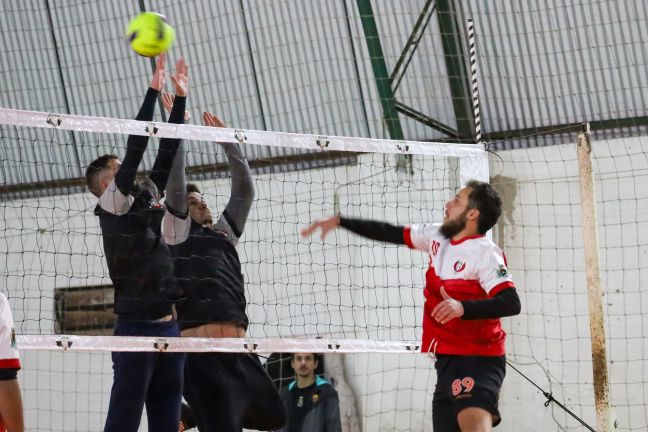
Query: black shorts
183,352,287,432
432,355,506,432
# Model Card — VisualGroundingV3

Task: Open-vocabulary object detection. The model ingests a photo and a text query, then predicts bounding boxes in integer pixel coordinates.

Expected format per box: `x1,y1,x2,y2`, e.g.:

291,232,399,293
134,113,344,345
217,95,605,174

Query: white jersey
405,223,514,355
0,293,20,369
406,224,513,295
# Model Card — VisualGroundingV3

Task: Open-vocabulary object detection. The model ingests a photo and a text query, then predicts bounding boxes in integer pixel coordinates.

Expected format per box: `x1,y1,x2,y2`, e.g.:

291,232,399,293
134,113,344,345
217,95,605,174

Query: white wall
491,134,648,431
2,137,647,431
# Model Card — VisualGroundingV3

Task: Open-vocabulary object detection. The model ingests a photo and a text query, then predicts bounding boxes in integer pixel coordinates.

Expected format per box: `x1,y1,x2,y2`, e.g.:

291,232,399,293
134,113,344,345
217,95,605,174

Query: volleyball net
1,107,487,430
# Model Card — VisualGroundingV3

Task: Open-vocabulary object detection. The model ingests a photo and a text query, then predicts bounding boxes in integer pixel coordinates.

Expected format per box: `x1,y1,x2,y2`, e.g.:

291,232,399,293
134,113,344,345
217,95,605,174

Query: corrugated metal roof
1,0,647,186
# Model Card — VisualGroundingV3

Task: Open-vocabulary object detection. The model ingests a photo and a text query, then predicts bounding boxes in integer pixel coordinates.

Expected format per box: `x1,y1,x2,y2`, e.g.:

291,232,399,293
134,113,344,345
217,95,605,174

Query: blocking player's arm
114,55,167,197
214,141,254,243
338,217,406,245
461,288,521,320
149,57,188,194
0,371,24,432
113,87,160,196
149,95,186,194
159,90,189,247
161,141,190,247
100,56,167,215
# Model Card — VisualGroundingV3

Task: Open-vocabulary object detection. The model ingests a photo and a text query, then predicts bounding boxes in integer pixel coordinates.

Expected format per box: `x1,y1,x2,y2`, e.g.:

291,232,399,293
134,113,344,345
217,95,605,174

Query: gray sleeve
164,141,187,215
214,142,254,240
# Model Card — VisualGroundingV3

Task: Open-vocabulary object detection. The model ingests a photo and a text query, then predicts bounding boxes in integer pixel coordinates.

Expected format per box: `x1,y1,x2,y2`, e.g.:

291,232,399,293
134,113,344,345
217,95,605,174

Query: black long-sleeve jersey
162,141,254,331
172,218,249,330
95,88,185,320
96,186,177,320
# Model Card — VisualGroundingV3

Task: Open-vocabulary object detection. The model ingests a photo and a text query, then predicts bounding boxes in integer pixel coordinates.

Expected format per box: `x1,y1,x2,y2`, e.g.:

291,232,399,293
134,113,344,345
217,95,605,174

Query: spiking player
161,108,286,432
85,55,188,432
301,180,521,432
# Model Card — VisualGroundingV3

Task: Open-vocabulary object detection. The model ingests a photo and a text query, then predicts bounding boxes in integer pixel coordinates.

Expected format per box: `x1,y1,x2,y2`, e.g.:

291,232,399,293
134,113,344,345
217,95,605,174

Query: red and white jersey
404,224,515,356
0,293,20,370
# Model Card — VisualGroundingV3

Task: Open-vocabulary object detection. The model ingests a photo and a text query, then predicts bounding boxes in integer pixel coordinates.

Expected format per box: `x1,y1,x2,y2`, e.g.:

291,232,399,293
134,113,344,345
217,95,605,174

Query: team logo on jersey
10,327,16,348
453,260,466,273
497,265,509,277
312,393,320,403
297,395,304,407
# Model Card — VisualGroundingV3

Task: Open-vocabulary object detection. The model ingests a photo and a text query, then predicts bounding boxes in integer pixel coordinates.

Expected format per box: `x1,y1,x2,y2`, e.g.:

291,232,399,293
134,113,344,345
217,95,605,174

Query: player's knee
457,406,493,432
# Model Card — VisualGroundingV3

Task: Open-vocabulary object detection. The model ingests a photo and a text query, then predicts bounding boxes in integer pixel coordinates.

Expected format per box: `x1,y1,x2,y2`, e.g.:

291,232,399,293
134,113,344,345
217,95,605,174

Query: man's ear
467,208,480,222
100,176,111,193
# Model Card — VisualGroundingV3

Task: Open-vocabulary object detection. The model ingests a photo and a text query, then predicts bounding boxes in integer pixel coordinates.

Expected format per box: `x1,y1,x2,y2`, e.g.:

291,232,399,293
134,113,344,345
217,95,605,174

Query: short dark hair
85,154,118,197
291,353,319,362
465,180,502,234
186,182,201,194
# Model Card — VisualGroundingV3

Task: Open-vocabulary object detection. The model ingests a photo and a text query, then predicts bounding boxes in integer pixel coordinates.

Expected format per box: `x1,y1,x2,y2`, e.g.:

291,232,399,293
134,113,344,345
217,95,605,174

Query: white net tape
17,335,422,354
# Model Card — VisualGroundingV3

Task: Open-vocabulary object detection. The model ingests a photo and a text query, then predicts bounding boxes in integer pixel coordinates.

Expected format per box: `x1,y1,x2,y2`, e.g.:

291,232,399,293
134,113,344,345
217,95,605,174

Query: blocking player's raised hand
161,92,191,122
150,53,166,91
170,57,189,97
301,216,341,241
431,286,464,324
202,111,227,128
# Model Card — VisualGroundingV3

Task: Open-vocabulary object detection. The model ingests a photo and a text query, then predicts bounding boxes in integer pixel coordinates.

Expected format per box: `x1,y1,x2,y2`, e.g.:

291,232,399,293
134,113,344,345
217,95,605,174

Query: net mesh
490,135,648,431
0,112,484,431
2,0,648,430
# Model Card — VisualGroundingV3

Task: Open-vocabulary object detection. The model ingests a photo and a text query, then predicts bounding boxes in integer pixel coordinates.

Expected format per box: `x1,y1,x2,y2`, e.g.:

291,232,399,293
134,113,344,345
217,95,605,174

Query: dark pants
104,318,185,432
184,352,287,432
432,355,506,432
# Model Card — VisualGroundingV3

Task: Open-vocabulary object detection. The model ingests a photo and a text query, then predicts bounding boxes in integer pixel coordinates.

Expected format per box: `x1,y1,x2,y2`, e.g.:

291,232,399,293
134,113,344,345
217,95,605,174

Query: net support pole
467,18,482,143
575,124,613,432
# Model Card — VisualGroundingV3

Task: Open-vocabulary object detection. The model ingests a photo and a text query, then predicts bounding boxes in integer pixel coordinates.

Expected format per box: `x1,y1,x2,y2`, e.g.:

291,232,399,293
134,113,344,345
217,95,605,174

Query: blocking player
85,55,188,432
161,109,286,432
301,180,521,432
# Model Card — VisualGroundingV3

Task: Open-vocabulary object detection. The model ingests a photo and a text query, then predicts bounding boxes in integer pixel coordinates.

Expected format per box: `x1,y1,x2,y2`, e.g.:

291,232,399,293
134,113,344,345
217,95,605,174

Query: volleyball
126,12,175,57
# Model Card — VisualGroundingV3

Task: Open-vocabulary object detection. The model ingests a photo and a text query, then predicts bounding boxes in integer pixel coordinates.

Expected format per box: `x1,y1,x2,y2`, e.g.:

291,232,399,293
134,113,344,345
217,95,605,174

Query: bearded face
439,207,470,239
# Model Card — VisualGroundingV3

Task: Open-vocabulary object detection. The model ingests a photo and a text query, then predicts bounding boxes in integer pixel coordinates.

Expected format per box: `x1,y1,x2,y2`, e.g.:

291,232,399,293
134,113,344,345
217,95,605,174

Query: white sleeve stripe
98,179,132,215
161,212,191,245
